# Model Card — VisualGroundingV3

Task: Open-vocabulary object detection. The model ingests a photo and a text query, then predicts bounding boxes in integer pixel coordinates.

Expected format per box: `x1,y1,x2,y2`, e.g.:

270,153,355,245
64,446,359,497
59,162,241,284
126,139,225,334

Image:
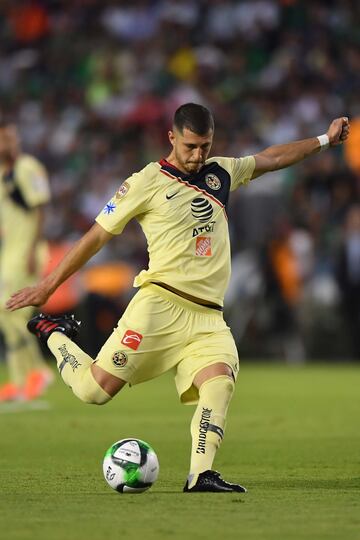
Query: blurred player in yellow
0,121,53,401
6,104,349,491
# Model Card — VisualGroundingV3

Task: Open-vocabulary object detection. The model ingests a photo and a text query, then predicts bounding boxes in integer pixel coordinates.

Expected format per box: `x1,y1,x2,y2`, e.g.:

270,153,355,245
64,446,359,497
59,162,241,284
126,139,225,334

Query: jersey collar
159,158,198,180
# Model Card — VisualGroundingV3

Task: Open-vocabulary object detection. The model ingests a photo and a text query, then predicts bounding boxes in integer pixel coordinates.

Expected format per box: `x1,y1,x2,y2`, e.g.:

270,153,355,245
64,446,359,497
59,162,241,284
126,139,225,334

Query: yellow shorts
95,283,239,404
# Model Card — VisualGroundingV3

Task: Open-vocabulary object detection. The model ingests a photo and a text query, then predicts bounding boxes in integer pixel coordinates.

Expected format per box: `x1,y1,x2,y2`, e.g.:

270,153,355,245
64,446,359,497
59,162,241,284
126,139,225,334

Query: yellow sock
188,375,235,488
48,332,111,405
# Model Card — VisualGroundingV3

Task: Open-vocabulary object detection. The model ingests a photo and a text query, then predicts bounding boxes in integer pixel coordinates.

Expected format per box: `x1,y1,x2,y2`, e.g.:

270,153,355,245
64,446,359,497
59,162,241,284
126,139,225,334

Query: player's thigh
175,328,239,404
95,286,187,385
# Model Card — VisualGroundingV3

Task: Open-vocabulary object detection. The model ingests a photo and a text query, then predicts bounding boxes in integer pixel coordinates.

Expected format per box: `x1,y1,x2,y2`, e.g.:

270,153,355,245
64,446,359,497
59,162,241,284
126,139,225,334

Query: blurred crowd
0,0,359,360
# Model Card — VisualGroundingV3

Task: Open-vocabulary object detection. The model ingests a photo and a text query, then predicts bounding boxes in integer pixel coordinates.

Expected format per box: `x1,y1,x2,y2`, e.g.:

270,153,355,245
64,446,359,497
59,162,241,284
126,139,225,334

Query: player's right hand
5,284,50,311
327,117,350,145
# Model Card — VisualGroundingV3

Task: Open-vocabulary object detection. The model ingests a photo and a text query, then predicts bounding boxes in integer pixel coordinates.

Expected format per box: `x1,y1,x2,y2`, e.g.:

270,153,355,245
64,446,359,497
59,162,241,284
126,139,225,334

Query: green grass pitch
0,362,359,540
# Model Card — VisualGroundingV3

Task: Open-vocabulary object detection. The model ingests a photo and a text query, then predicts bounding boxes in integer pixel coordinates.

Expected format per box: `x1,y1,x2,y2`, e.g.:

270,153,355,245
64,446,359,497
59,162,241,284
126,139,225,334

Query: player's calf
187,374,236,489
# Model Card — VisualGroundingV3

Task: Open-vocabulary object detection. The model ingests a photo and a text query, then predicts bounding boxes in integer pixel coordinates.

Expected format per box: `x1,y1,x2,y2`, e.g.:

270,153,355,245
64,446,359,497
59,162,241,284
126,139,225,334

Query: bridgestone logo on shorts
195,236,212,257
121,329,143,351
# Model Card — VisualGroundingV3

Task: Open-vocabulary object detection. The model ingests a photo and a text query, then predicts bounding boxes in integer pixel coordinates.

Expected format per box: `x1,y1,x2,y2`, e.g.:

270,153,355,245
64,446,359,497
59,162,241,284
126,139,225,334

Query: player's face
168,127,213,174
0,125,19,161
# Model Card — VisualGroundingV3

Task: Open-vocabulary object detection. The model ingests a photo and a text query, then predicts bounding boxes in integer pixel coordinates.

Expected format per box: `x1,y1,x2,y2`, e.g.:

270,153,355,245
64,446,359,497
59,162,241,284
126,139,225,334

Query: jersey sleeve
16,156,51,207
95,168,151,235
229,155,256,190
209,155,255,191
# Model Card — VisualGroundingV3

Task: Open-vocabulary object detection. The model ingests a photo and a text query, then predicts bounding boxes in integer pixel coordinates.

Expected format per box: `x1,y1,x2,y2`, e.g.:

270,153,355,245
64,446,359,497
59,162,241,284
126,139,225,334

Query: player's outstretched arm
6,223,114,311
251,117,350,180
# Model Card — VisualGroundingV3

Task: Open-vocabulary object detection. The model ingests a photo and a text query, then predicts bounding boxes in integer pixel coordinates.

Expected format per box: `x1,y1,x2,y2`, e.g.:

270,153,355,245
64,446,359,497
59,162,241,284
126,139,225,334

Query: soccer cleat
183,470,247,493
23,369,54,400
27,313,81,345
0,382,23,402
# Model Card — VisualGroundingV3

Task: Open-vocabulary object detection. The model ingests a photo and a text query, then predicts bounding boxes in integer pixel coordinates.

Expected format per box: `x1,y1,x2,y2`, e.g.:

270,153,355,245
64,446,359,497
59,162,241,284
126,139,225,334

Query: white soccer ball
103,438,159,493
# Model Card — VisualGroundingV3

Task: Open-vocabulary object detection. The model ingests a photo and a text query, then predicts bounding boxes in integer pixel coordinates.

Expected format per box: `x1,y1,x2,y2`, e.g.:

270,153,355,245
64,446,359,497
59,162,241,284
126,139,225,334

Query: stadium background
1,0,359,362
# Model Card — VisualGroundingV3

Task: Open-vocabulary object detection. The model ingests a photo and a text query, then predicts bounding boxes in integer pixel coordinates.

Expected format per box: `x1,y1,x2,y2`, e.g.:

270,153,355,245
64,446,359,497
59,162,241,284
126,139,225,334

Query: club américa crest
205,173,221,190
112,351,128,367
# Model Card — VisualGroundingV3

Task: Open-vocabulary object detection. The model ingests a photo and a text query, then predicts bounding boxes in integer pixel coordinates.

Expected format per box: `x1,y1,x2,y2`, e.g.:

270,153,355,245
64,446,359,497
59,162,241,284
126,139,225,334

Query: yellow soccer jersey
0,154,50,271
96,155,255,306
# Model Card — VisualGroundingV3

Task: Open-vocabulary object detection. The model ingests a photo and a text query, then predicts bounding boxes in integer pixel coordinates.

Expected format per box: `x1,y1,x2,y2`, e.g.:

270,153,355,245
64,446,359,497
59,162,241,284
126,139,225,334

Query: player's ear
168,130,175,147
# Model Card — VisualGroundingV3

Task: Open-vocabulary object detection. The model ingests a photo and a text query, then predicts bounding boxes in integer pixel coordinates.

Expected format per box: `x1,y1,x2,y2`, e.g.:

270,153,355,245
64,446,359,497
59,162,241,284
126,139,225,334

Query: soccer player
0,121,53,401
6,104,349,491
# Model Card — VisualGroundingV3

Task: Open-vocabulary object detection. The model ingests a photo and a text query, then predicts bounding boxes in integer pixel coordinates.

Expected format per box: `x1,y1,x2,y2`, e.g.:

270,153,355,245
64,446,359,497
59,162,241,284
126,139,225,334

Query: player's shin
188,375,234,489
47,332,111,405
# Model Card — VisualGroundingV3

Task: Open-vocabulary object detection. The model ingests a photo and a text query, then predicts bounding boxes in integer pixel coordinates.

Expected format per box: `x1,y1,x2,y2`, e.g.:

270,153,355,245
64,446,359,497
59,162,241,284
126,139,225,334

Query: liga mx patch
121,329,143,351
195,236,212,257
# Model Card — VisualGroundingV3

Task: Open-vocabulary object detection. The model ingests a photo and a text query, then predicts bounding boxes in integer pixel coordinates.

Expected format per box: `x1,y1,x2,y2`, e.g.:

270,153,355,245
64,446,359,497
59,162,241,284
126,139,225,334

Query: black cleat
27,313,81,345
183,470,247,493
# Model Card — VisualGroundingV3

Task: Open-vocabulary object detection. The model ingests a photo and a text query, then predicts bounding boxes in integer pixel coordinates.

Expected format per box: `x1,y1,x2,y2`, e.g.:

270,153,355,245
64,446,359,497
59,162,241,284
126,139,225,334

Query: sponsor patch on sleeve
121,329,143,350
195,236,212,257
115,181,130,200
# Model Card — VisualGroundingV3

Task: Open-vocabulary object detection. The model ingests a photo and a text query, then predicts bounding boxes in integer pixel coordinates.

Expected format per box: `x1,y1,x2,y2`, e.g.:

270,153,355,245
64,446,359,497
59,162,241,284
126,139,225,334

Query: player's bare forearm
252,117,350,179
255,137,321,173
6,223,113,311
40,224,111,294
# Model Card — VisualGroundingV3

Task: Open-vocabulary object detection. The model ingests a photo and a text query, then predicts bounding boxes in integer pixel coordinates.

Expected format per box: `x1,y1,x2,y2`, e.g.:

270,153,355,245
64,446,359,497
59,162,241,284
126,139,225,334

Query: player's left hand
6,283,50,311
327,117,350,146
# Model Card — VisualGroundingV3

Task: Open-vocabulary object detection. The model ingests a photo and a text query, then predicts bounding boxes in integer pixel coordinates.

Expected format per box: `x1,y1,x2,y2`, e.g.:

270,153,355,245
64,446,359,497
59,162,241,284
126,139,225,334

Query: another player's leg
0,312,26,401
0,308,52,401
11,307,54,400
27,313,126,404
184,362,246,493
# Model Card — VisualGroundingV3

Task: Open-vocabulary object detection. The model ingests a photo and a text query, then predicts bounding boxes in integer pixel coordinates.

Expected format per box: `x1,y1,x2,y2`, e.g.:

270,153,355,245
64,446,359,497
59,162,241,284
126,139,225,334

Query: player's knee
72,369,112,405
193,362,234,389
91,362,126,397
199,374,235,401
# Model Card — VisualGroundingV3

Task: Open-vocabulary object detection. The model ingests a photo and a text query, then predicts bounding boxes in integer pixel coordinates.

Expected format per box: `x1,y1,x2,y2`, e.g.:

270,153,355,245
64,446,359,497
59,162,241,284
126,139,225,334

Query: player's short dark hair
173,103,214,135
